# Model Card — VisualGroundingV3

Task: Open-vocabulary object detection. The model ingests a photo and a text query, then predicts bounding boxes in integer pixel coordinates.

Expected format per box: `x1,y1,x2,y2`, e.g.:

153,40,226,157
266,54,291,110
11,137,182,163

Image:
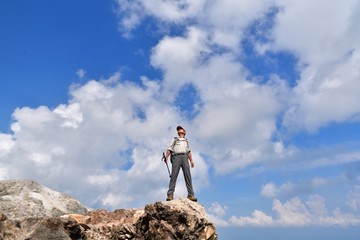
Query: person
165,126,197,202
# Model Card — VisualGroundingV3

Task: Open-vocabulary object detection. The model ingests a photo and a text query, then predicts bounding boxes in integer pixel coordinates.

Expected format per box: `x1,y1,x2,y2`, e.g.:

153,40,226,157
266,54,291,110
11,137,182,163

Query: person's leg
180,155,195,196
167,155,181,197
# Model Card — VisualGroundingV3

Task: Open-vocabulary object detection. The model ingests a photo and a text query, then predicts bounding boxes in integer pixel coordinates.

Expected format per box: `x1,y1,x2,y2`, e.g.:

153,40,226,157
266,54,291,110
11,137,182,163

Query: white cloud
229,209,274,227
272,197,315,226
0,134,15,159
114,0,144,37
261,182,279,198
0,168,9,180
306,194,328,217
150,25,288,173
151,26,210,95
230,195,360,227
237,148,360,180
101,192,133,207
272,0,360,66
54,103,83,129
347,185,360,212
0,75,208,209
116,0,273,50
76,69,86,79
208,202,229,227
204,0,274,52
261,178,329,199
120,0,359,177
209,202,228,217
115,0,360,138
262,0,360,133
115,0,206,37
282,50,360,133
140,0,206,22
86,172,119,186
288,150,360,171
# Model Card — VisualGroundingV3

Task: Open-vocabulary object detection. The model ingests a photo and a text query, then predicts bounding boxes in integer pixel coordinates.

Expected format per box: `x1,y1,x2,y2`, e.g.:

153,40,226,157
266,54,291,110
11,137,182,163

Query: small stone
0,212,7,221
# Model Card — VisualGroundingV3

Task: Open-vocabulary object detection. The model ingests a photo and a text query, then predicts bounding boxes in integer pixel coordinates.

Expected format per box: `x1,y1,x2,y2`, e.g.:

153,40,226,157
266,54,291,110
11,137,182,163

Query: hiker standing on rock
165,126,197,202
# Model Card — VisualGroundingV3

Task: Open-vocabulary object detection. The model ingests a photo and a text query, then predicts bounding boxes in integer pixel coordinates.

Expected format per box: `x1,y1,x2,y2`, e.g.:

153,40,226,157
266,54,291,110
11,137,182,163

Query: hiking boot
166,194,174,201
187,195,197,202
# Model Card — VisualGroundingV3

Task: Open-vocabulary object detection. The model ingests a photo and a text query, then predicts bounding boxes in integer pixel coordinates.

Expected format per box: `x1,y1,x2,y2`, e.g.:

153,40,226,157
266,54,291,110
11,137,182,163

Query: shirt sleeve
167,139,176,152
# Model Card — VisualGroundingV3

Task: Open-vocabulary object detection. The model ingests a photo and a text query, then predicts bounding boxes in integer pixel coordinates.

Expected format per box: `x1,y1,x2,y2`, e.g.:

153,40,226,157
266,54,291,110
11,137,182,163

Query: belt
172,152,187,156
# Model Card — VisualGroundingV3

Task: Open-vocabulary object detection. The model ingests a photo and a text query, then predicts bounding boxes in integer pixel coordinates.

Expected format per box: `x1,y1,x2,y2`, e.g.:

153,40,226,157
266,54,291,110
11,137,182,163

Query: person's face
177,129,186,136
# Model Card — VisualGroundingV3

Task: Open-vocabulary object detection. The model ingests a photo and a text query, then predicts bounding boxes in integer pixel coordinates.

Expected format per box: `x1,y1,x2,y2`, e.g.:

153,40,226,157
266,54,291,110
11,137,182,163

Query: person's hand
190,160,194,168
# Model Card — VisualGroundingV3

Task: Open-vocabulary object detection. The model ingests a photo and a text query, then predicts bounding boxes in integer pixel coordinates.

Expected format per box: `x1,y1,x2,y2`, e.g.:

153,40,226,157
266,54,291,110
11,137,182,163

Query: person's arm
188,151,194,168
165,139,175,162
165,149,172,161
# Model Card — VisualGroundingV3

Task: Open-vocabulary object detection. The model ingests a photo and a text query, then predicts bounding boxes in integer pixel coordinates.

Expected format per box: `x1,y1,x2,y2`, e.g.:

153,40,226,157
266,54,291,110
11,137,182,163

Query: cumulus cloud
272,0,360,66
230,209,274,227
114,0,206,37
115,0,273,49
204,0,274,52
0,75,208,209
229,195,360,227
207,202,229,227
151,26,210,94
114,0,360,176
282,50,360,133
0,134,15,158
114,0,144,37
261,182,279,198
267,0,360,133
261,178,328,199
150,24,286,173
114,0,360,137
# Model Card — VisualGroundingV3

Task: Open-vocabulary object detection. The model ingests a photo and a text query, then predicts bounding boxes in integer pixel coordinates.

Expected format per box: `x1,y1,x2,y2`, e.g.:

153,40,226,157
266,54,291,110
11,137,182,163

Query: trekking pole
161,152,171,178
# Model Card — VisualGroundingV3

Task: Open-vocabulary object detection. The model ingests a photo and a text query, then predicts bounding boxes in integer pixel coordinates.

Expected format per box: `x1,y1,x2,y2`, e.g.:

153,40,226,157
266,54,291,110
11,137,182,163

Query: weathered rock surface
0,180,90,220
0,217,83,240
0,180,217,240
138,198,216,240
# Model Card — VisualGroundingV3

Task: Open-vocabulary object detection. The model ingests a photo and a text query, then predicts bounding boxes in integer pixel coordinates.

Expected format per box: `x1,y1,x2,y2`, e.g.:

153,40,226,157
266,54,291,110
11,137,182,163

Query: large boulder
137,198,217,240
0,217,82,240
0,180,90,220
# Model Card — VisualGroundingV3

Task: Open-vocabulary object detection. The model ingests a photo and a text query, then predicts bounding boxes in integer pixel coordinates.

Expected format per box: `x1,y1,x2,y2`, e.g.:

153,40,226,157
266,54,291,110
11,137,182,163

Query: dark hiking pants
167,153,194,196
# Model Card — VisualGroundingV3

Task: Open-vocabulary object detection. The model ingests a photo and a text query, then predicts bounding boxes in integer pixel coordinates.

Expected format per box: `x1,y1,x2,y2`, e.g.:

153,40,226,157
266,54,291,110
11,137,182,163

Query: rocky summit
0,180,217,240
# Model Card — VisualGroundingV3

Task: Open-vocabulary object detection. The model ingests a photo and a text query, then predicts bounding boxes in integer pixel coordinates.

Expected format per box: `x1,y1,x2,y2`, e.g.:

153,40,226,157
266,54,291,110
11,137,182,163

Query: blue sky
1,1,360,239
